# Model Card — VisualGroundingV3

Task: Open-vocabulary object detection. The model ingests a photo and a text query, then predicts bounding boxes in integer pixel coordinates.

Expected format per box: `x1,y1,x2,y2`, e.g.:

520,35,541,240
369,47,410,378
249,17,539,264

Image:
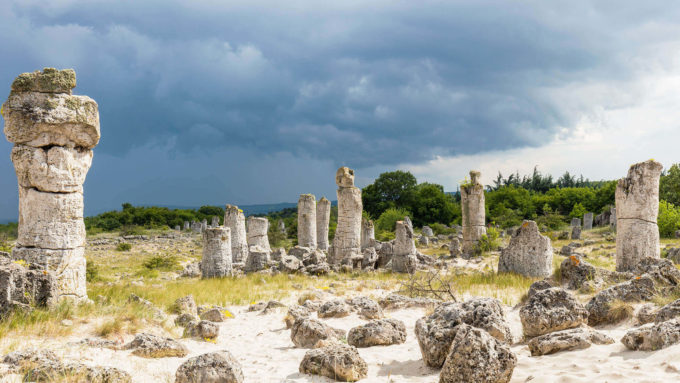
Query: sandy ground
2,297,680,383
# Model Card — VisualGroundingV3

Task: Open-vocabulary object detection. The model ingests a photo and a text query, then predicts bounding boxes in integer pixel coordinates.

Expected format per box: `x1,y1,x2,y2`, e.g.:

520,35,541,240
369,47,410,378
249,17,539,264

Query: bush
116,243,132,252
143,255,180,271
658,200,680,238
375,208,412,233
120,225,146,236
86,261,101,282
428,222,456,236
569,202,587,219
475,227,500,254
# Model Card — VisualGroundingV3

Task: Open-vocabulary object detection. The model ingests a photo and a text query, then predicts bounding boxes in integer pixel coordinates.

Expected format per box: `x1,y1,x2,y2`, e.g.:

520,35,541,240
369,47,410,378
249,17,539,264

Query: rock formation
461,170,486,255
615,160,663,272
201,227,232,278
210,216,219,228
247,216,270,252
3,68,100,302
224,205,248,264
297,194,317,249
316,197,331,251
497,220,553,277
329,167,362,266
583,212,593,230
361,218,375,250
392,218,417,273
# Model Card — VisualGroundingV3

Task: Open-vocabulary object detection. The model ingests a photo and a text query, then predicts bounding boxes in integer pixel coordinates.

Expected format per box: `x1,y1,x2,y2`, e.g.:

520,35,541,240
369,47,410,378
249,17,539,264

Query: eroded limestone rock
330,167,362,266
298,194,317,249
461,171,486,255
247,216,270,252
621,318,680,351
347,319,406,348
299,343,367,382
224,205,248,264
498,220,552,278
528,327,614,356
175,351,244,383
201,227,233,278
316,197,331,251
519,288,588,338
392,218,417,274
361,218,375,250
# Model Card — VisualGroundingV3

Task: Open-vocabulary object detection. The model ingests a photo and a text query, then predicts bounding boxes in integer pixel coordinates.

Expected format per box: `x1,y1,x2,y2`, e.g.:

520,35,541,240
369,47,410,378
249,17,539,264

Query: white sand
2,300,680,382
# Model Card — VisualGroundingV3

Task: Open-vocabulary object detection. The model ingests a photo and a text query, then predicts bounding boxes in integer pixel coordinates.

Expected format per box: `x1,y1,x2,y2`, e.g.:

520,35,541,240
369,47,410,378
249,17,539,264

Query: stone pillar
201,227,232,278
610,207,617,227
316,197,331,251
392,217,417,273
615,160,663,272
247,216,271,252
3,68,100,302
211,216,219,228
201,219,208,231
461,171,486,255
497,220,552,277
183,221,190,230
278,220,286,234
224,205,248,263
361,218,375,250
570,218,581,227
329,167,362,265
583,213,593,230
297,194,317,249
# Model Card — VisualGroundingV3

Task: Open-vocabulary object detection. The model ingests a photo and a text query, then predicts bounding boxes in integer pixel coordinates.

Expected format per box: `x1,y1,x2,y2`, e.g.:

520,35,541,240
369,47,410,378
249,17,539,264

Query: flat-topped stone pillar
224,205,248,263
392,217,417,273
201,227,233,278
3,68,100,302
615,160,663,272
361,218,375,249
461,170,486,255
247,216,271,252
583,213,593,230
297,194,317,249
316,197,331,251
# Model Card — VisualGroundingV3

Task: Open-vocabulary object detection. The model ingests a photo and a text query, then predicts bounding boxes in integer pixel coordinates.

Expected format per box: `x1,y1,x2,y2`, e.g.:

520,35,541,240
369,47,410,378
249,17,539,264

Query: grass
606,299,634,323
443,270,538,305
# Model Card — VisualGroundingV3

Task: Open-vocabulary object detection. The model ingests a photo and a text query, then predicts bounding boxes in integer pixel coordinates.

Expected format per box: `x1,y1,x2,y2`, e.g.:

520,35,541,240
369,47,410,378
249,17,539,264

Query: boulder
527,327,614,356
124,333,188,358
415,298,511,368
291,318,345,348
280,256,303,273
299,343,367,382
285,305,311,329
175,351,244,383
318,300,352,319
635,303,658,325
0,262,57,315
200,308,227,322
347,319,406,347
655,299,680,323
560,255,596,290
183,320,219,340
346,296,383,320
633,257,680,286
621,318,680,351
439,324,516,383
586,276,655,325
520,288,588,338
244,245,269,273
497,220,553,278
174,295,198,317
361,247,378,269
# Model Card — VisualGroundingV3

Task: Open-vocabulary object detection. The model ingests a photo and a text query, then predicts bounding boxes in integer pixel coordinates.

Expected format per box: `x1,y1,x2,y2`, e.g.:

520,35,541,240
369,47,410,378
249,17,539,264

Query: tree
411,183,458,227
362,170,418,218
660,164,680,206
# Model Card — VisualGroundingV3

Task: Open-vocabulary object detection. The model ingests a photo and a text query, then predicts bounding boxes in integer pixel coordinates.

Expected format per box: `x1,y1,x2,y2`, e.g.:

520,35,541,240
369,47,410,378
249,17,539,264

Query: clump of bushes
116,243,132,252
86,261,101,282
475,227,500,254
143,255,180,271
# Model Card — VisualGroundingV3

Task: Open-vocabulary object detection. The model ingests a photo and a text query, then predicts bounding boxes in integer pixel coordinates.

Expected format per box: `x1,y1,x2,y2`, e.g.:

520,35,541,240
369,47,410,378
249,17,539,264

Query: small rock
621,318,680,351
291,318,345,348
347,319,406,347
175,351,244,383
299,343,367,382
520,288,588,338
318,300,352,319
527,327,614,356
184,320,219,340
124,333,188,358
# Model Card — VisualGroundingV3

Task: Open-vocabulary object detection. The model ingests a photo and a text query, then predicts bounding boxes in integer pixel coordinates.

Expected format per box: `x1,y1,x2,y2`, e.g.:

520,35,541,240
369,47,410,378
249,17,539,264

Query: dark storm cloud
0,0,677,218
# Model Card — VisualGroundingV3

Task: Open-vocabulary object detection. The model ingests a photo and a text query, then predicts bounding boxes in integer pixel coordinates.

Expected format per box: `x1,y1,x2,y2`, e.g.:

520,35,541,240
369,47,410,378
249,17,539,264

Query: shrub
658,200,680,238
119,225,146,236
86,261,101,282
475,227,500,254
428,222,456,236
375,208,412,232
569,202,587,219
143,255,180,271
116,243,132,252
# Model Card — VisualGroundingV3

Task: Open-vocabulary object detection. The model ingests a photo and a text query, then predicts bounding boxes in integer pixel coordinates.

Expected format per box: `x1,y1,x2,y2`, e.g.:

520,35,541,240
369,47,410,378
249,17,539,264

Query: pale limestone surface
616,160,663,271
4,68,99,302
224,205,248,263
247,216,270,252
316,197,330,251
361,218,375,250
392,219,417,273
330,167,362,266
201,227,233,278
297,194,317,249
461,170,486,255
583,212,593,230
497,220,553,277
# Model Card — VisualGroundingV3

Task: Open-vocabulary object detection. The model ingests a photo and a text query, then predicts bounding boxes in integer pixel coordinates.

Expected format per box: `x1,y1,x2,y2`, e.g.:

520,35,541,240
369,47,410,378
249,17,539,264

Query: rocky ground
1,226,680,382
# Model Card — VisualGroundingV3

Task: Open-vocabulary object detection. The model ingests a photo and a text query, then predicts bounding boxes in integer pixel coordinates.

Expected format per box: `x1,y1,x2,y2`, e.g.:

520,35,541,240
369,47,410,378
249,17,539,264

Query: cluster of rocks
2,68,101,308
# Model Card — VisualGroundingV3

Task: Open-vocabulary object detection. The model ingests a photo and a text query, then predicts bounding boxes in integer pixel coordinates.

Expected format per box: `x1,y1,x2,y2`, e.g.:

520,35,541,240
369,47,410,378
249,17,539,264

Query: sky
2,0,680,220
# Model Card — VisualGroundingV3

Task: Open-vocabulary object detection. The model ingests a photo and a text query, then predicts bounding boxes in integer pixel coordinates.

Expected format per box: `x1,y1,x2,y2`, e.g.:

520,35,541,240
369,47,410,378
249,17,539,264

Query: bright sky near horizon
1,0,679,220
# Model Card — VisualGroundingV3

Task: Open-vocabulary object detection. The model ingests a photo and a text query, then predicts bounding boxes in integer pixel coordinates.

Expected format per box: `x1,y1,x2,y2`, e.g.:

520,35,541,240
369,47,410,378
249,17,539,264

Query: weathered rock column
201,227,233,278
583,213,593,230
316,197,331,251
224,205,248,263
329,167,363,265
183,221,190,231
461,171,486,255
3,68,100,302
247,216,271,252
497,220,552,277
615,160,663,272
392,217,417,273
361,218,375,250
570,218,581,227
210,216,219,227
297,194,317,249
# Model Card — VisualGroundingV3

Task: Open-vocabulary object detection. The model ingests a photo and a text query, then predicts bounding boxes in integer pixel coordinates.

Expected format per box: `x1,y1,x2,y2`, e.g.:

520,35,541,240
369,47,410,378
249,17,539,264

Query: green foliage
143,255,180,271
86,261,101,282
375,208,412,233
569,202,587,219
119,225,147,236
268,219,287,249
428,222,456,236
475,227,500,253
85,203,223,233
412,183,459,227
660,164,680,206
362,171,418,219
658,200,680,238
116,243,132,252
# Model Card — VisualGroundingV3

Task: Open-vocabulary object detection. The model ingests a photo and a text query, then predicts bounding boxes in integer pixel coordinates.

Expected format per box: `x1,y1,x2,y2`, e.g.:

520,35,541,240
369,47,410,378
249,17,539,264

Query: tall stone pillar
247,216,271,252
392,217,417,274
210,216,219,227
3,68,99,302
224,205,248,263
297,194,317,249
316,197,331,251
201,227,232,278
461,170,486,255
329,167,362,265
361,218,375,249
615,160,663,272
583,213,593,230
